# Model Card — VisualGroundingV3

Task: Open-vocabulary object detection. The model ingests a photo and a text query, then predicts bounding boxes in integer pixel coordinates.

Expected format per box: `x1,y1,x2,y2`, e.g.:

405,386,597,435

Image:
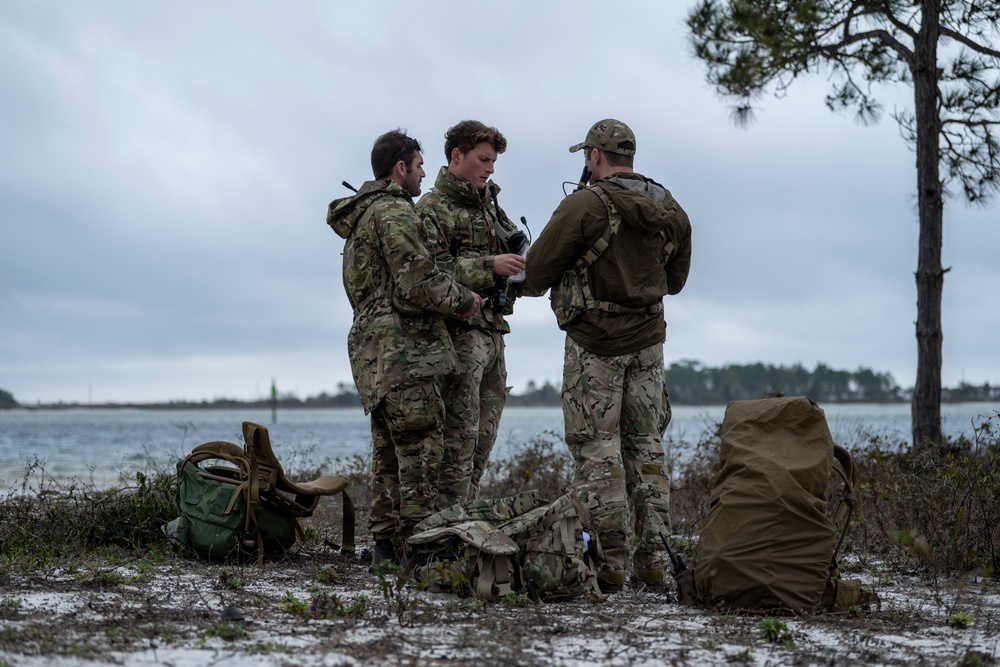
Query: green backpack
169,421,356,565
688,397,875,613
404,490,602,602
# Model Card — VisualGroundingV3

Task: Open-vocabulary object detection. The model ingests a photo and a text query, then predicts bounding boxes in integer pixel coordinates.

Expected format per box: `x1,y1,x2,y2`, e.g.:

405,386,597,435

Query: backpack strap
571,184,664,317
242,421,356,553
829,444,856,569
475,552,513,601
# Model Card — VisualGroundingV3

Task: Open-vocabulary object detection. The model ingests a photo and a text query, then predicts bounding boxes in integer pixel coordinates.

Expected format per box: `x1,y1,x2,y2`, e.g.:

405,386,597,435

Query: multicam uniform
416,167,522,506
524,172,692,587
327,179,476,547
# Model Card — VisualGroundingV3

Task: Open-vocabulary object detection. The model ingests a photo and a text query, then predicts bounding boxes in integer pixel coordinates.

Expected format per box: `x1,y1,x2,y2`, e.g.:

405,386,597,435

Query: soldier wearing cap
416,120,531,507
327,129,484,571
524,119,692,592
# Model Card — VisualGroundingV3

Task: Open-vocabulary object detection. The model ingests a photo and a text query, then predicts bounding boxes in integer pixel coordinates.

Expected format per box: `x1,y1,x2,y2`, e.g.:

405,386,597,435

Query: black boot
369,539,397,574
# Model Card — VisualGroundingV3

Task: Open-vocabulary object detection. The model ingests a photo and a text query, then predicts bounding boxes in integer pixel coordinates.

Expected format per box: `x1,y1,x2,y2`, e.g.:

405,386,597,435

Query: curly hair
444,120,507,163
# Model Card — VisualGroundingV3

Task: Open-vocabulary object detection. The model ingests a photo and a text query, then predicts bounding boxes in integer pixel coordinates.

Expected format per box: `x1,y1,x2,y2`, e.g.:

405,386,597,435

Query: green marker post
270,378,277,423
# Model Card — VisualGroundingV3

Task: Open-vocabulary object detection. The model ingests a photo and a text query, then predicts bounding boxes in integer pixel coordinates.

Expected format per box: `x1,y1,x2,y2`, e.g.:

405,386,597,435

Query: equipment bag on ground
404,490,602,602
167,421,355,565
689,396,876,613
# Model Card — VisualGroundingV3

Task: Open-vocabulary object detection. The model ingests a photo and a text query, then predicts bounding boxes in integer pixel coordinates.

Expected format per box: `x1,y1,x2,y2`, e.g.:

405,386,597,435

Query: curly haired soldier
327,129,483,571
524,119,692,592
416,120,531,507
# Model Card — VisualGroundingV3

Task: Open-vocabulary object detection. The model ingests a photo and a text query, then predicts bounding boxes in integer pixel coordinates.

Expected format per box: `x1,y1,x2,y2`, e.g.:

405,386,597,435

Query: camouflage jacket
416,167,523,334
524,172,692,357
327,180,475,413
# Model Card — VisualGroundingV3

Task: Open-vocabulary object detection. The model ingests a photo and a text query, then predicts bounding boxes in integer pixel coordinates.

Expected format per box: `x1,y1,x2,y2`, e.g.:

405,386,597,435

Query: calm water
1,402,997,490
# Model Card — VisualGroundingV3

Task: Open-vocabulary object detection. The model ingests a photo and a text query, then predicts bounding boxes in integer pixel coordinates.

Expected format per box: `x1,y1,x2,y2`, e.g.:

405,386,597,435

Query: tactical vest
551,184,672,329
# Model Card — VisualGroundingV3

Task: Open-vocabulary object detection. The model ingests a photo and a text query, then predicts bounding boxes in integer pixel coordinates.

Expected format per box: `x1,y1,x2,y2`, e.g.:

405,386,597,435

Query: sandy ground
1,545,998,667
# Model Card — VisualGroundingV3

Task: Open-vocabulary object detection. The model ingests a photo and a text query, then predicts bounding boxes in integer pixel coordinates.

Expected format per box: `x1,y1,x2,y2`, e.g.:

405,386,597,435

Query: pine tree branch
941,117,1000,128
870,1,919,41
938,26,1000,59
820,28,914,65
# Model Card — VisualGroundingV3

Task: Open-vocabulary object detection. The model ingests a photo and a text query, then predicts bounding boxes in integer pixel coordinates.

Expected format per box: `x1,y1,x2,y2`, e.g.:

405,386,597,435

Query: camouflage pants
561,336,673,585
438,327,507,508
369,378,446,545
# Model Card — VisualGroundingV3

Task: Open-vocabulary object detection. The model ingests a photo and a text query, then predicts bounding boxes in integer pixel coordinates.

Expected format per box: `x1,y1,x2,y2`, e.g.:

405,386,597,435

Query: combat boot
597,568,626,594
368,539,397,573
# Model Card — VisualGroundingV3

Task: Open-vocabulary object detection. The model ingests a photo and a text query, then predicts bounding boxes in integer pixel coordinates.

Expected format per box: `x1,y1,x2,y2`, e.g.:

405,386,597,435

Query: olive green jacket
327,180,475,413
524,172,692,357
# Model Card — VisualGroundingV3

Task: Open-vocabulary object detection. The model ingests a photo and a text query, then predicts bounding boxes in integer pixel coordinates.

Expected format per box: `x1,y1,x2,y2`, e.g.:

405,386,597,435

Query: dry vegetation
1,414,999,666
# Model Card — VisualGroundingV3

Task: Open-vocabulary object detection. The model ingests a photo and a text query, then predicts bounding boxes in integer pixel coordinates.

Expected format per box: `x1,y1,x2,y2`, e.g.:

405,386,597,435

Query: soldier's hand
454,292,484,321
493,253,526,277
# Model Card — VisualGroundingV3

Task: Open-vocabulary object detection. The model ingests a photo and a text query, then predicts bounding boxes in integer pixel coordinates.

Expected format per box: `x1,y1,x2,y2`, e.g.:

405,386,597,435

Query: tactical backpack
404,490,602,602
687,397,875,613
551,183,669,329
167,421,355,566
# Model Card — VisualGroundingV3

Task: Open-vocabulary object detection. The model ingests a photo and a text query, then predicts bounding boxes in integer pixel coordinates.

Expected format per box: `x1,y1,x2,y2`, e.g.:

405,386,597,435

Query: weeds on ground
204,622,244,640
846,411,1000,575
217,569,246,591
0,461,176,568
667,424,722,541
758,617,792,644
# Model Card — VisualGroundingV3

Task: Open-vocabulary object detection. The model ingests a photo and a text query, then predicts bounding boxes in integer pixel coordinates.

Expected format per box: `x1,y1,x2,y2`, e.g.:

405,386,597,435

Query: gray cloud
1,1,997,404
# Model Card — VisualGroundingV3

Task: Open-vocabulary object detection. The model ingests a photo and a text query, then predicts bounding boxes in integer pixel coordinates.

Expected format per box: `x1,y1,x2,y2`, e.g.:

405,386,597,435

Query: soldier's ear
449,146,463,166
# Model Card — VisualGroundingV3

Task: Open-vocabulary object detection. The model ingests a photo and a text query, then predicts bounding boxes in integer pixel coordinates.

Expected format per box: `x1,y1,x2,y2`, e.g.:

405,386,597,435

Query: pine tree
688,0,1000,447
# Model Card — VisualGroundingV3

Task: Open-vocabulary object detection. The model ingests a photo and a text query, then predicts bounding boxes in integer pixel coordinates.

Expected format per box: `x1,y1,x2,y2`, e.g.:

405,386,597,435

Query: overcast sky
1,1,998,405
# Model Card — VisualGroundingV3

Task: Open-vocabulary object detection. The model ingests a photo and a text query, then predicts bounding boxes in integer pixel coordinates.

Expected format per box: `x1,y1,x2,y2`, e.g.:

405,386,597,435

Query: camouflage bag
404,490,603,602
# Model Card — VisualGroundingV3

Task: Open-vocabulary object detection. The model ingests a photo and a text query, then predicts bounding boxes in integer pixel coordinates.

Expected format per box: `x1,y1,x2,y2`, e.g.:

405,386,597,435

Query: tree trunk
911,1,945,448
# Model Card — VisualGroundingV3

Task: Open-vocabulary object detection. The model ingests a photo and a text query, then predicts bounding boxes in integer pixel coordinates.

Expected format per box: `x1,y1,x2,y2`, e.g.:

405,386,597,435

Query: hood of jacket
327,180,411,239
598,173,686,236
432,166,501,210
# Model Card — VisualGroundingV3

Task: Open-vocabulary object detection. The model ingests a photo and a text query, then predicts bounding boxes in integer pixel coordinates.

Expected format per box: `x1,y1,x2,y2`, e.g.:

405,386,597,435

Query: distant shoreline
6,398,1000,412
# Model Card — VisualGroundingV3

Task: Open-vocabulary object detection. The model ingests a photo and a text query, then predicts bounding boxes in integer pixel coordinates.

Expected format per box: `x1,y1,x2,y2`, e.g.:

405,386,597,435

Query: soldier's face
449,142,497,189
401,153,425,197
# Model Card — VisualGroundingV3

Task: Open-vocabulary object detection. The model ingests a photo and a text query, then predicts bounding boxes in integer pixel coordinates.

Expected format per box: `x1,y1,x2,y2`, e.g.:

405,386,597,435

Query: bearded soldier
416,120,529,506
327,129,483,571
524,119,692,593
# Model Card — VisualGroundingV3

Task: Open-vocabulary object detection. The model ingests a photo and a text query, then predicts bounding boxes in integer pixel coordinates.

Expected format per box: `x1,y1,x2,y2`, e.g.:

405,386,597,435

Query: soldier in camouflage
327,129,484,570
524,119,692,592
416,120,531,507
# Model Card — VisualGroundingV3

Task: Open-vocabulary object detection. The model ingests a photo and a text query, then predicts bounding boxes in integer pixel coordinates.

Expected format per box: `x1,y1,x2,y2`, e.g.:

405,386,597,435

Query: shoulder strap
829,444,856,568
242,421,355,552
577,185,620,268
569,184,664,317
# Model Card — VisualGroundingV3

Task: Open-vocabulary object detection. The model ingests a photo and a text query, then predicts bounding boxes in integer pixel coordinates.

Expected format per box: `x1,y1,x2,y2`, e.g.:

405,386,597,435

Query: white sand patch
1,554,999,667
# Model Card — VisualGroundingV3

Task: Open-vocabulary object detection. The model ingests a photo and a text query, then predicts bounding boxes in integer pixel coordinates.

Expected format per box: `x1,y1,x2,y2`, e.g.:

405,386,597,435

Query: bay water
1,402,997,491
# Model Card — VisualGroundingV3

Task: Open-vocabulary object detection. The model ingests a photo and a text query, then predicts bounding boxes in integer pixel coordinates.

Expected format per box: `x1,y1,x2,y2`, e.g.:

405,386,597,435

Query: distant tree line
3,368,998,410
506,380,561,407
663,360,1000,405
666,360,902,404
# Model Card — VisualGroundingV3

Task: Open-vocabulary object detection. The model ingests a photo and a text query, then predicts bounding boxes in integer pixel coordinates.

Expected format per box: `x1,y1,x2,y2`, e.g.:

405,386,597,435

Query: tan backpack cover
693,397,867,613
